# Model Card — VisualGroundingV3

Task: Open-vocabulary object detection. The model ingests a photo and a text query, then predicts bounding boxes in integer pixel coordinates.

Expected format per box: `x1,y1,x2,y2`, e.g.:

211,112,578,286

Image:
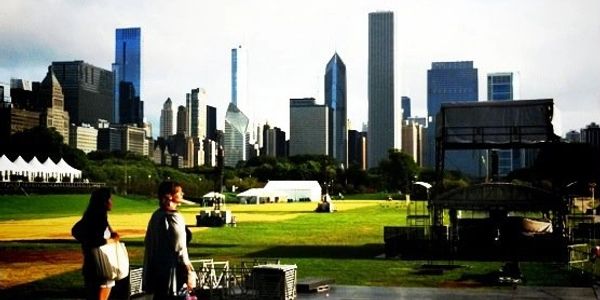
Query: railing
0,181,106,194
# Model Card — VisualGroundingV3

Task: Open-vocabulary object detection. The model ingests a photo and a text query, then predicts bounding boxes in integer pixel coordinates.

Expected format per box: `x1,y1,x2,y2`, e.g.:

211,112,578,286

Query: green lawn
0,195,590,298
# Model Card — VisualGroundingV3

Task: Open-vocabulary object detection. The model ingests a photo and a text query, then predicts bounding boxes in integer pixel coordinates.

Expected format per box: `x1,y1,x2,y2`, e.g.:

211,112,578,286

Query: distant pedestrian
72,188,120,300
143,181,196,299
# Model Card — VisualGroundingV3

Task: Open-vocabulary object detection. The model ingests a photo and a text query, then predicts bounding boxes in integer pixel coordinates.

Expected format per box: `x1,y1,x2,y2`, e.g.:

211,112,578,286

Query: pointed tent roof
42,157,58,172
0,155,16,172
56,158,81,176
13,156,32,172
28,157,46,172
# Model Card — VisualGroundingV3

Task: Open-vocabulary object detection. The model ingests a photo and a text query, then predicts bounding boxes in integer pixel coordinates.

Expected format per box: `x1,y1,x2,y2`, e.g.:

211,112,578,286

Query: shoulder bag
92,241,130,280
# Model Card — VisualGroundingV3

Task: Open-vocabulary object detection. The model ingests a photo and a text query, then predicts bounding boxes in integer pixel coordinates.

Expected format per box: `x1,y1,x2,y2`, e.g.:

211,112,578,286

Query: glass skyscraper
368,11,400,169
325,52,347,166
224,103,249,167
401,96,411,120
426,61,479,176
231,45,248,114
113,27,141,124
488,72,522,178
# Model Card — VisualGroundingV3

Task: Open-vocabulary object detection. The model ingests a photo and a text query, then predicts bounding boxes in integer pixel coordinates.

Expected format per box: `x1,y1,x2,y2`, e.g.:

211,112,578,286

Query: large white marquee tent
236,180,323,204
0,155,82,182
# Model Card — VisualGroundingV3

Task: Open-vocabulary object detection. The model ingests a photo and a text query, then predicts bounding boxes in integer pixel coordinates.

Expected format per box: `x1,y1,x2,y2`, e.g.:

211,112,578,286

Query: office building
426,61,478,175
223,103,249,167
0,82,10,103
69,123,98,153
401,96,411,120
231,45,248,116
51,61,113,124
325,52,348,166
260,123,286,158
187,88,207,139
118,81,143,125
176,105,188,136
348,130,367,170
402,121,424,167
160,98,173,138
368,11,400,168
582,122,600,150
487,72,523,178
206,105,217,140
113,27,141,123
39,67,70,142
565,130,581,143
289,98,329,156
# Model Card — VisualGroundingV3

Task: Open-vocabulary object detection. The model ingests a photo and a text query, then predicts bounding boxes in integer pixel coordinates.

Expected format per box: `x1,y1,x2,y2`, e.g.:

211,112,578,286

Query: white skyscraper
159,97,173,138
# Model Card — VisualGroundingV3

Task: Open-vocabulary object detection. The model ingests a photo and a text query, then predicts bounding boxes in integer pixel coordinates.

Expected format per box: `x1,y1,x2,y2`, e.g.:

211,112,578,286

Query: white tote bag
93,241,130,280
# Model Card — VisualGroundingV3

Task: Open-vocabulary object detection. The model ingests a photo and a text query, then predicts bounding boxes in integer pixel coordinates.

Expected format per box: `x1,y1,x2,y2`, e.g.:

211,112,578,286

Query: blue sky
1,0,599,136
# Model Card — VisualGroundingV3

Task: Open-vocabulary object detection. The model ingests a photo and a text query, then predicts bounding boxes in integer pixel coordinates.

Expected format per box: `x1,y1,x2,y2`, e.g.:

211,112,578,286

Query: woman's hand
186,264,197,290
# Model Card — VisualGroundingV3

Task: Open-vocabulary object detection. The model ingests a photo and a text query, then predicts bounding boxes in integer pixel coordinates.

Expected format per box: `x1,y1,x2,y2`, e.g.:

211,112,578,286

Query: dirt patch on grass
0,248,82,289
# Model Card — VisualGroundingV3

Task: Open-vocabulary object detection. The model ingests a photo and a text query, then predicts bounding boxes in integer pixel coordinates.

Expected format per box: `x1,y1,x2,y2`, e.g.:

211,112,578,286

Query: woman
143,181,195,299
72,187,119,300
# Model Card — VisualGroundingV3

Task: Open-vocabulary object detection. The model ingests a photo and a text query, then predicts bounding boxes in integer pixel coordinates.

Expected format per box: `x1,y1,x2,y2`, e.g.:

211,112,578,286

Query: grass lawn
0,195,591,298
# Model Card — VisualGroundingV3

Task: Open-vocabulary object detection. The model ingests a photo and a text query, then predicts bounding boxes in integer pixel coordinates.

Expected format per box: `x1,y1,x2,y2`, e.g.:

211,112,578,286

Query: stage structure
434,99,560,225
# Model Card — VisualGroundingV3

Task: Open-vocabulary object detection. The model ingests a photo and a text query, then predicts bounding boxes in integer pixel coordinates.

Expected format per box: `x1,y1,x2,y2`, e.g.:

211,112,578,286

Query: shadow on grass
245,243,383,259
0,269,86,299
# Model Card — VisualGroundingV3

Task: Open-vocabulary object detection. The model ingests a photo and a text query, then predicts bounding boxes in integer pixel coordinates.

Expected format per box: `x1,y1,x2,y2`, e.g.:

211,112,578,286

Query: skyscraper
231,45,248,114
325,53,348,166
51,61,113,124
113,27,141,123
224,103,249,167
289,98,329,156
401,96,411,120
426,61,479,175
206,105,217,140
39,66,70,142
487,72,522,178
188,88,207,139
160,98,173,138
176,105,188,136
368,11,400,169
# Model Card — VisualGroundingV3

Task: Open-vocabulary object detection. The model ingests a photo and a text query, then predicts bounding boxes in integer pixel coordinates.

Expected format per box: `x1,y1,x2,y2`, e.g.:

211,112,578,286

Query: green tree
377,149,419,193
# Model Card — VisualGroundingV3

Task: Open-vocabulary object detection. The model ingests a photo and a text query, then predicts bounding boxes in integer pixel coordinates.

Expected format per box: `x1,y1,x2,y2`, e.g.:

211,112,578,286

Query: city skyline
1,0,599,137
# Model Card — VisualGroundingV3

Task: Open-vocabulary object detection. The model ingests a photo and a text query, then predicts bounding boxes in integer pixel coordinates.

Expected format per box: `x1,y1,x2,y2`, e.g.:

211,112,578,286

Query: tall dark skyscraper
401,96,411,120
51,61,113,125
426,61,479,175
206,105,217,140
118,81,143,125
368,11,400,169
113,27,141,124
176,105,188,136
325,52,347,166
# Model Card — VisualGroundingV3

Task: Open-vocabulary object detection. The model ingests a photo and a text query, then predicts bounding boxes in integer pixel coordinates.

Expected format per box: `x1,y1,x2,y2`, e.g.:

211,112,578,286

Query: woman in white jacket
142,181,195,299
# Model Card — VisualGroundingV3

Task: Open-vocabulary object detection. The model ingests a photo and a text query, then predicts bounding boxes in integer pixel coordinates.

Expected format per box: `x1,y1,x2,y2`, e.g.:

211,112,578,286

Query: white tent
42,158,59,181
0,155,82,183
56,158,82,182
263,180,322,202
237,188,283,204
12,156,33,181
0,155,15,182
28,157,47,181
203,191,225,199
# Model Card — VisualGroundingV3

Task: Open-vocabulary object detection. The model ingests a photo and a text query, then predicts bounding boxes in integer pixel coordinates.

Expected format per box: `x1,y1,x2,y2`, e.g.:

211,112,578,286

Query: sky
1,0,599,137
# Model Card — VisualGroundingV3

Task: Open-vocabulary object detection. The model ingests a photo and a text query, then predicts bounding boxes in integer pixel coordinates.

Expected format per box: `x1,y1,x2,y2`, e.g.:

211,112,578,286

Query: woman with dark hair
142,181,195,299
72,187,120,300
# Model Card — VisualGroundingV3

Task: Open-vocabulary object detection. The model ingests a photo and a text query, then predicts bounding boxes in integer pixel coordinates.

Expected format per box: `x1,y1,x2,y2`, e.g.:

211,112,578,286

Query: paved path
296,285,598,300
132,285,598,300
